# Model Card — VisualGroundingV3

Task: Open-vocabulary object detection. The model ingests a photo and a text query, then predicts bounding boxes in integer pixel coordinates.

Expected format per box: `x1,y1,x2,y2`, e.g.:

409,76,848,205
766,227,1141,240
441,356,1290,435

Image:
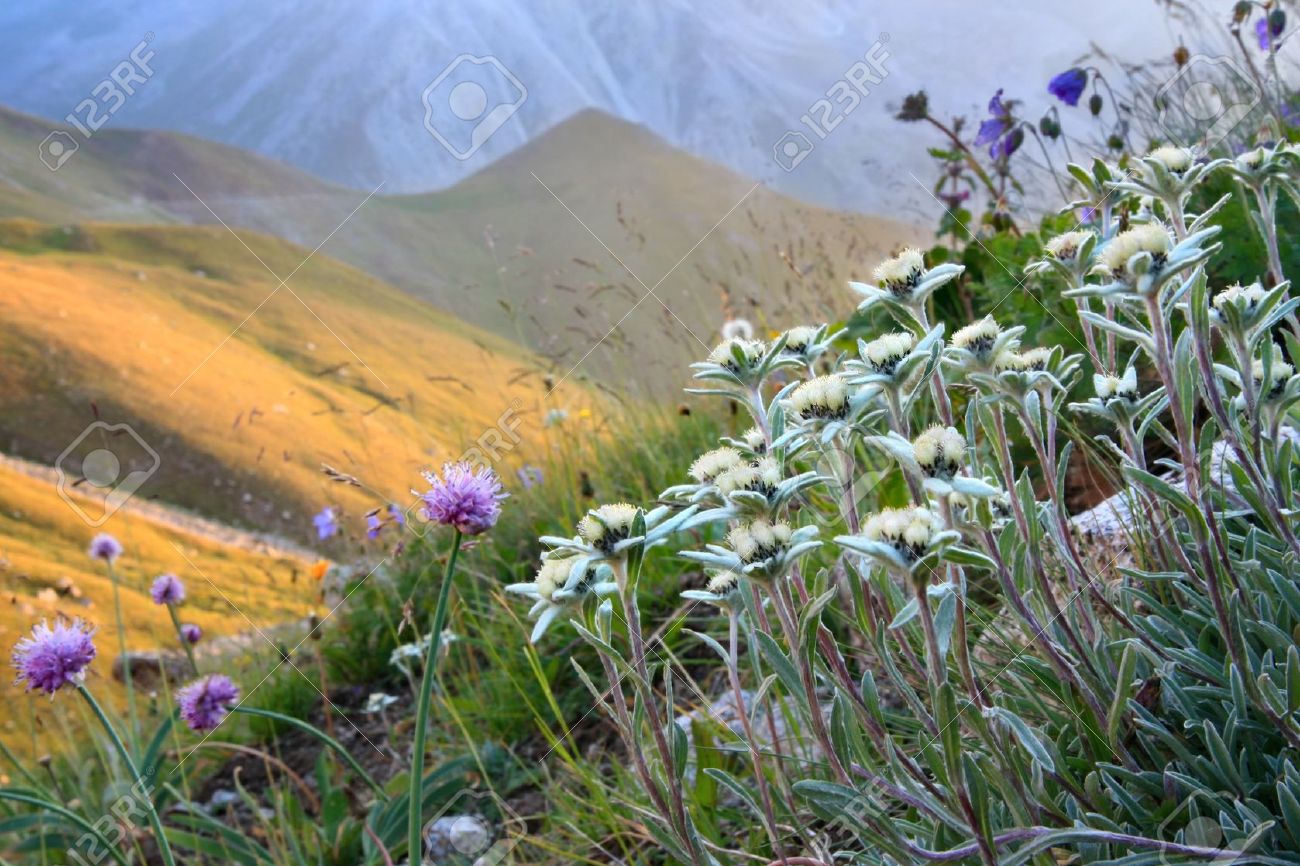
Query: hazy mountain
0,0,1179,216
0,105,926,394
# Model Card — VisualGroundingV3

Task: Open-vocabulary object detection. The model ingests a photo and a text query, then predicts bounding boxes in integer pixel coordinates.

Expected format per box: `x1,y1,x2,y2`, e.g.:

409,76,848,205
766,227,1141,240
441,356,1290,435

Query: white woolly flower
863,332,917,374
1045,230,1092,262
1253,359,1295,397
1094,367,1138,401
365,692,398,714
1212,282,1267,314
689,447,744,483
952,317,1002,359
707,338,767,372
578,503,641,554
1147,145,1193,174
788,375,850,420
706,570,742,595
913,426,966,480
782,325,820,354
1098,224,1172,278
721,318,755,341
861,507,944,562
995,347,1051,373
872,248,926,298
741,426,767,454
715,457,782,497
533,557,573,602
728,519,794,565
1236,147,1267,171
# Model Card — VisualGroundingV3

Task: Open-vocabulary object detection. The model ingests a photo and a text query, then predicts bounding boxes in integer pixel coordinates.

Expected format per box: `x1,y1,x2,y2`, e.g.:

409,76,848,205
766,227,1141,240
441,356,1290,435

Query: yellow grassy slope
0,221,593,539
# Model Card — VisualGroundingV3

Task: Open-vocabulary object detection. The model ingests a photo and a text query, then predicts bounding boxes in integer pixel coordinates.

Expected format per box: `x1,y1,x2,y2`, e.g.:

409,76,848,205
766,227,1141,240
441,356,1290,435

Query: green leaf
753,630,805,707
984,707,1056,772
1107,643,1138,749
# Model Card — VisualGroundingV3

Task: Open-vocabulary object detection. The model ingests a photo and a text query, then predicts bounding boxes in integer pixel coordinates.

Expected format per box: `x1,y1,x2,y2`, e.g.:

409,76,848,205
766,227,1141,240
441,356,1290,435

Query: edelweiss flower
872,248,926,298
1236,147,1268,171
364,692,398,714
1094,367,1139,401
689,447,745,484
1147,145,1193,174
952,317,1002,360
787,375,850,421
729,519,794,565
1253,359,1295,398
715,457,782,498
781,325,820,355
508,557,618,642
854,506,949,569
578,503,641,555
995,347,1051,372
913,426,966,480
681,569,746,608
706,570,742,595
741,426,767,455
862,332,917,375
707,338,767,373
682,518,819,581
1044,230,1093,262
1213,282,1268,317
533,556,573,603
1098,224,1171,279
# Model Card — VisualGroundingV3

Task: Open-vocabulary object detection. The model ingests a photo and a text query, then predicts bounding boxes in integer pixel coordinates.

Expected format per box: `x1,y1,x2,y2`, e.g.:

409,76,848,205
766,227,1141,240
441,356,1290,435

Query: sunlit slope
0,220,588,539
0,456,315,756
0,105,926,393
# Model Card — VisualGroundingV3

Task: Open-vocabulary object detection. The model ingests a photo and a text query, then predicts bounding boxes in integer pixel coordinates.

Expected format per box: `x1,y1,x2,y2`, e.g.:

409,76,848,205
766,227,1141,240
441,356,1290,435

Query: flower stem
76,684,175,866
106,562,141,752
166,604,199,678
408,528,463,863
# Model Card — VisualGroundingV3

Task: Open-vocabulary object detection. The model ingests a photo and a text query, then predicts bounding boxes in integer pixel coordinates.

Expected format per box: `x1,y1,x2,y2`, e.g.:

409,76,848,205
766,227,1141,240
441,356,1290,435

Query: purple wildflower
991,126,1025,159
420,462,507,536
1257,13,1284,50
150,573,185,606
12,619,97,695
176,674,240,731
313,507,339,540
1047,68,1088,106
366,513,384,539
88,533,123,563
974,89,1013,148
516,465,543,490
180,623,202,645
